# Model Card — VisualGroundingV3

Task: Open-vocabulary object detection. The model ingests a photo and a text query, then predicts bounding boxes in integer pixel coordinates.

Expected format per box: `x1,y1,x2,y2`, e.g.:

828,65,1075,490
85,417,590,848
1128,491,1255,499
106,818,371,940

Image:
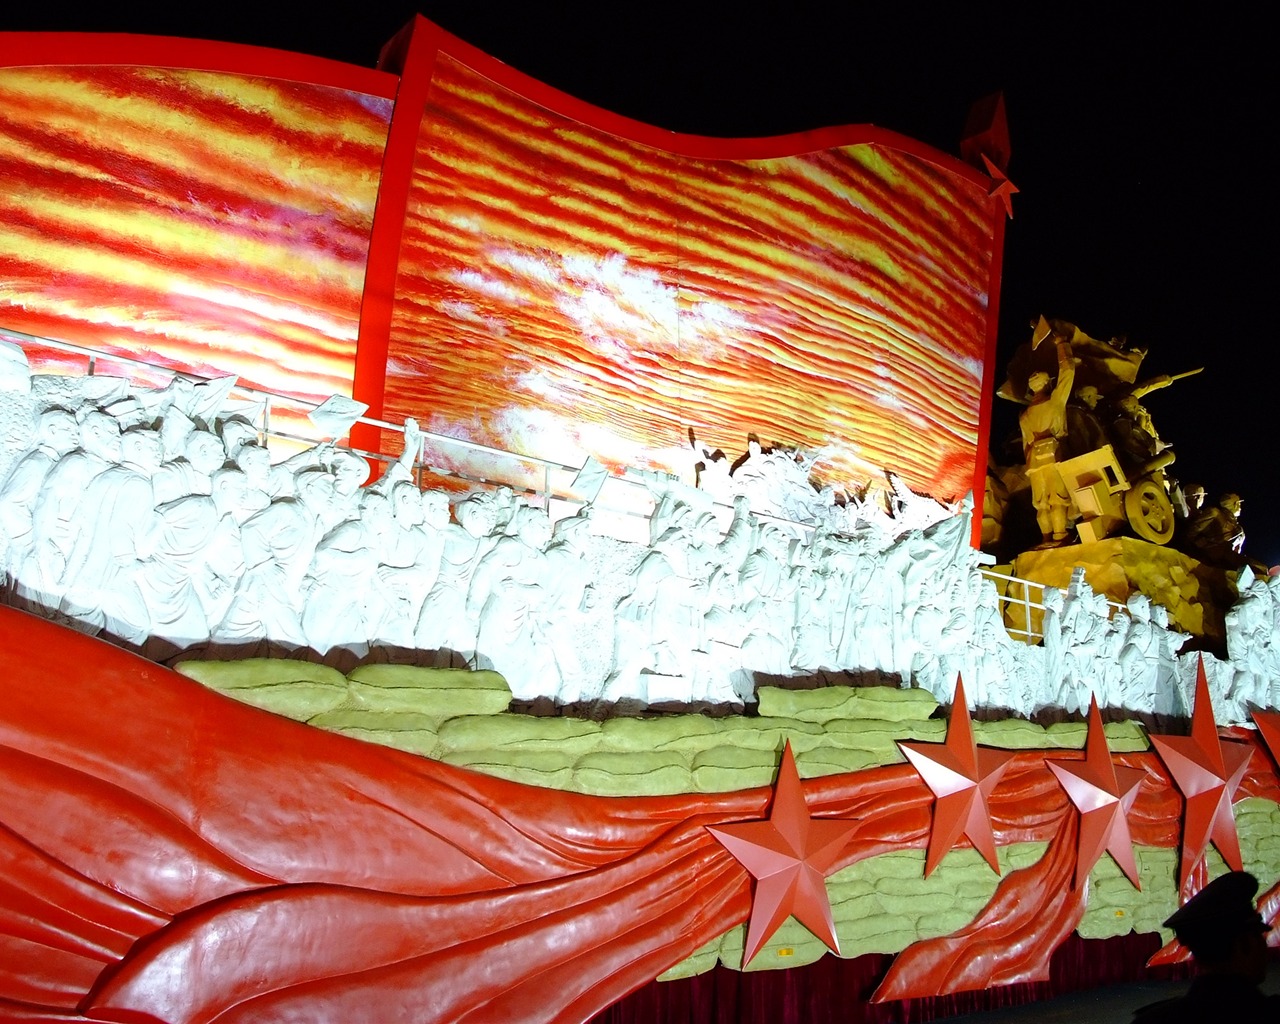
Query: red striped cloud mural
0,25,1000,502
382,52,998,499
0,64,392,405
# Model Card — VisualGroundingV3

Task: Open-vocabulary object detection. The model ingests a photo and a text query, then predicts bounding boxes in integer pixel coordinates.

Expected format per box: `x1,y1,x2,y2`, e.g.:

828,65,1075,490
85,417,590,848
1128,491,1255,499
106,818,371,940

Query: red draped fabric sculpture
1,606,1278,1022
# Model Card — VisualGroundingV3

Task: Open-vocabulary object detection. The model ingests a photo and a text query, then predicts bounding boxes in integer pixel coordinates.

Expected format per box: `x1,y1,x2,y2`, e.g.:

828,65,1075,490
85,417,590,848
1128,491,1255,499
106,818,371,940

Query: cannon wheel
1125,478,1175,544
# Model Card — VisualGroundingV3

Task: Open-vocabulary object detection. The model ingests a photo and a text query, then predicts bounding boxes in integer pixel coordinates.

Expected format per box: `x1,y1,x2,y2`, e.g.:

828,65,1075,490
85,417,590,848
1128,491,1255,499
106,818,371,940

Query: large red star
982,153,1019,218
1047,696,1147,889
707,741,858,966
898,676,1013,877
1149,658,1252,890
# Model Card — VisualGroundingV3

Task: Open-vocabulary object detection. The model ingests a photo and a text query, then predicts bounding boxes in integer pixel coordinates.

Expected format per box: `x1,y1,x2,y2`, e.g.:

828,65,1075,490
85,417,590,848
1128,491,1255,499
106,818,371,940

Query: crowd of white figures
0,363,1276,722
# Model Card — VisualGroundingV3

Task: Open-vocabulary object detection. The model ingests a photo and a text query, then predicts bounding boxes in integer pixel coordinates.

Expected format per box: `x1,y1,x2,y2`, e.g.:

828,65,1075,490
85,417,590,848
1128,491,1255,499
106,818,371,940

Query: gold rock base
1005,537,1235,644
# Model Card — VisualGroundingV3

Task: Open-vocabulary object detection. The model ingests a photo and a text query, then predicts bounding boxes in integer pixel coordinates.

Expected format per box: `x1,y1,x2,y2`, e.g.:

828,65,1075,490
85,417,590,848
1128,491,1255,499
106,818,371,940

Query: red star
707,741,858,966
1254,708,1280,766
898,676,1013,877
1149,658,1252,890
1047,696,1147,889
981,153,1018,218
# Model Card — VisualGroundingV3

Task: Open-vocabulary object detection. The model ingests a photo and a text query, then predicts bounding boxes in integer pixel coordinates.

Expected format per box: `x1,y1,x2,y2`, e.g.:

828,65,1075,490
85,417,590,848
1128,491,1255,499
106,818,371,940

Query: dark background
6,4,1275,561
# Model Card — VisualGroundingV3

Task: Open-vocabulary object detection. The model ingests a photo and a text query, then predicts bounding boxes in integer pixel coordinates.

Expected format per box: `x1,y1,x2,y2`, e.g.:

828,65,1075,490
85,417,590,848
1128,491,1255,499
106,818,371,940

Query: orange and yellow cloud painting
0,65,392,407
383,54,996,501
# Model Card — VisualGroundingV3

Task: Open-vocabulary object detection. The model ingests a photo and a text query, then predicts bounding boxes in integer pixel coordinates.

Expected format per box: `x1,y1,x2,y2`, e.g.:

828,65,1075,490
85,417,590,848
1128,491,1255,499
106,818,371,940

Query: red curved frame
355,17,1004,519
0,31,397,97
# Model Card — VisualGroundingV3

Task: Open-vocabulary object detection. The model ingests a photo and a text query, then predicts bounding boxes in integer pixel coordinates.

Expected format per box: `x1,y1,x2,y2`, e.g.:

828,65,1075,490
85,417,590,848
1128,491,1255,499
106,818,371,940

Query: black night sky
5,4,1276,560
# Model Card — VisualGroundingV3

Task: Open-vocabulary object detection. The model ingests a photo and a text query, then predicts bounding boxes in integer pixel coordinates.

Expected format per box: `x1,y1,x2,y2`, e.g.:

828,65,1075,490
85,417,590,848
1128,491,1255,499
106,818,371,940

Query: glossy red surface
0,21,1270,1022
0,32,396,97
0,19,1003,515
1046,697,1146,888
0,39,395,438
898,677,1014,876
708,741,858,965
1254,708,1280,769
1148,660,1253,892
378,36,1001,502
1,623,1277,1020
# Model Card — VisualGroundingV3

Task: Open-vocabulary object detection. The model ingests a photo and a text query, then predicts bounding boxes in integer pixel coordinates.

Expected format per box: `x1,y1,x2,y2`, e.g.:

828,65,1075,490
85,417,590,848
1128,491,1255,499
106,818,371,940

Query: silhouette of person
1132,871,1277,1022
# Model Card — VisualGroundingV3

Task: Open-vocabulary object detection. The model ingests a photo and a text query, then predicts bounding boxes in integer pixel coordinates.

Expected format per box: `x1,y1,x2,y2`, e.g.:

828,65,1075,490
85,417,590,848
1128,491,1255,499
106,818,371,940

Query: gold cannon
1054,443,1176,545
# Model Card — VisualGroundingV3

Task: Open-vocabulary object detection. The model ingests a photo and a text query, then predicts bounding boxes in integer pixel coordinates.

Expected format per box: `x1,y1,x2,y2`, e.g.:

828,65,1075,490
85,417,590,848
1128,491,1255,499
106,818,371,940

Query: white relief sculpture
58,428,163,644
308,394,368,439
158,407,196,464
311,448,369,532
611,518,718,701
214,471,332,651
415,493,499,666
152,428,225,505
368,417,421,494
1087,588,1125,711
0,338,28,393
906,576,958,702
301,489,399,660
138,375,199,427
231,443,278,510
1150,603,1190,717
1117,593,1163,712
885,473,960,536
835,532,901,679
187,467,255,637
0,367,1277,724
971,605,1030,712
809,531,867,674
136,494,223,654
692,446,733,504
187,376,240,428
1041,587,1071,709
788,544,833,673
1223,567,1276,720
736,523,799,676
27,410,124,609
469,505,555,699
369,482,441,651
218,416,260,460
539,507,605,702
0,408,78,583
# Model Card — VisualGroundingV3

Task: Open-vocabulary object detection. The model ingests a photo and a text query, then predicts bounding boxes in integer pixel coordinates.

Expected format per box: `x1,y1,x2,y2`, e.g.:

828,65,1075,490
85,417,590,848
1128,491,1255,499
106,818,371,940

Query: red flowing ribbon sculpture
1,607,1278,1022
